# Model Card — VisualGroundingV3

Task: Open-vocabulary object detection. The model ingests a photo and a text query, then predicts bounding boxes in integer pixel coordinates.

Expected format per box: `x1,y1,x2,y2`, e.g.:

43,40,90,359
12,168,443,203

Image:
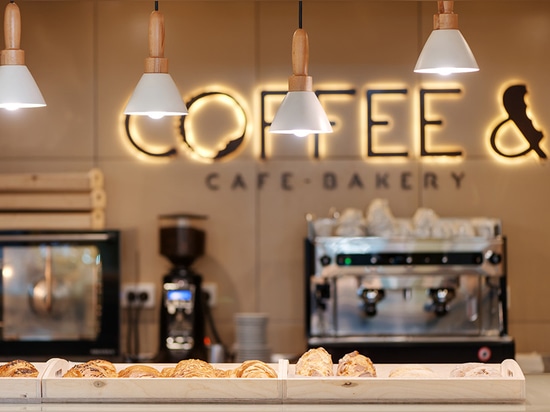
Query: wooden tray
41,359,284,403
284,359,526,404
0,360,50,403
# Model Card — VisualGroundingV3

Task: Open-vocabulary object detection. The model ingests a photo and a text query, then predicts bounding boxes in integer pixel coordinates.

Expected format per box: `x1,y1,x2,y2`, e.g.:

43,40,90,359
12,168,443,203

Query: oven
0,230,120,361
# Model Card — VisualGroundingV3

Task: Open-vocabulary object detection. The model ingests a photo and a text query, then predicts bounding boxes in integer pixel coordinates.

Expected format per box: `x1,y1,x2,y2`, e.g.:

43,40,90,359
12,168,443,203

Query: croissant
230,360,277,378
0,360,39,378
118,365,160,378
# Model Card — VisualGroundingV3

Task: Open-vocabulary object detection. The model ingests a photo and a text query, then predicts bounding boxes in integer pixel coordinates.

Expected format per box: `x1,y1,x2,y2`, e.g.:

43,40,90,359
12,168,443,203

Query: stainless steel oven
0,230,120,361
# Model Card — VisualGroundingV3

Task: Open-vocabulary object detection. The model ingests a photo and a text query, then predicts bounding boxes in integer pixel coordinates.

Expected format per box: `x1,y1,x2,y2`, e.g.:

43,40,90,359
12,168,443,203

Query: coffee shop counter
0,373,547,412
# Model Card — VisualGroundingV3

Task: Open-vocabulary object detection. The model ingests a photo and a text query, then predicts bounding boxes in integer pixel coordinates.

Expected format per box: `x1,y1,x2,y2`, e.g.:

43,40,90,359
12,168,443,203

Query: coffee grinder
156,214,208,362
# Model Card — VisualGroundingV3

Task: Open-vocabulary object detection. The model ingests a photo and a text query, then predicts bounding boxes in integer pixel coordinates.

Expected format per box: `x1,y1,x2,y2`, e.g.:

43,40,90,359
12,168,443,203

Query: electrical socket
121,283,156,308
202,282,217,307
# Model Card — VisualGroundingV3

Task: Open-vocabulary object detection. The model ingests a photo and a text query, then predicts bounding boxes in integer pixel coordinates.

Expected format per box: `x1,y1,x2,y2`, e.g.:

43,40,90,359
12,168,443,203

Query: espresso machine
156,214,208,363
305,212,515,363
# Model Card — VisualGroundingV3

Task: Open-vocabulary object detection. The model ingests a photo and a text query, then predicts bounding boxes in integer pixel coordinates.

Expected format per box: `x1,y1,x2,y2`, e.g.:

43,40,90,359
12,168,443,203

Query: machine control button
320,255,331,266
485,251,502,264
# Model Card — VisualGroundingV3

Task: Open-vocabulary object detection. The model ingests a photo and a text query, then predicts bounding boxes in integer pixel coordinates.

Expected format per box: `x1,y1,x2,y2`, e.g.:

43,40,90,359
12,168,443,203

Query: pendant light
270,1,332,137
124,1,187,120
414,1,479,76
0,1,46,110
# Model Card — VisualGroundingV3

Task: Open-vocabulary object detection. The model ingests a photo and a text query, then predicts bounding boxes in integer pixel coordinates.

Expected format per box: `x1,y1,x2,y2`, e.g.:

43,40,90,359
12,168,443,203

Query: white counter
0,374,548,412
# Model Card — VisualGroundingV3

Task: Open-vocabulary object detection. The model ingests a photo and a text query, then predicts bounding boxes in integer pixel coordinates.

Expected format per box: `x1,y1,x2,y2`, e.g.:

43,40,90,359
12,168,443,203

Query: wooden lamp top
144,10,168,73
288,28,313,92
433,1,459,30
1,2,25,66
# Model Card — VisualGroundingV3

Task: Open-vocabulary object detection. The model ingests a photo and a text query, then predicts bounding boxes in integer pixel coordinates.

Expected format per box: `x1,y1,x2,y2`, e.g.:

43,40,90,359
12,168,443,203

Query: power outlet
202,282,217,307
121,283,156,308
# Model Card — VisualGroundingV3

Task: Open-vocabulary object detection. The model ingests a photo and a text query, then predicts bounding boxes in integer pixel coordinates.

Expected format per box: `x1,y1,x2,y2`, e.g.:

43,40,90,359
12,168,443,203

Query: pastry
171,359,217,378
160,366,175,377
63,359,117,378
336,351,377,377
86,359,117,377
450,363,501,378
0,360,39,377
214,368,232,378
295,347,334,377
230,360,278,378
388,366,438,378
118,365,160,378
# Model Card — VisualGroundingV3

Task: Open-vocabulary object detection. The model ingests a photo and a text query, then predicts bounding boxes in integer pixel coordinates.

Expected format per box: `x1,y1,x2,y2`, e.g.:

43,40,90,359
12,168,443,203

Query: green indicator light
344,257,352,265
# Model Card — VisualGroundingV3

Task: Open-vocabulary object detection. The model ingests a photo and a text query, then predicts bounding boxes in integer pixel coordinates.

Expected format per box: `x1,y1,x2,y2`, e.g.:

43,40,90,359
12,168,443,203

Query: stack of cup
234,313,271,362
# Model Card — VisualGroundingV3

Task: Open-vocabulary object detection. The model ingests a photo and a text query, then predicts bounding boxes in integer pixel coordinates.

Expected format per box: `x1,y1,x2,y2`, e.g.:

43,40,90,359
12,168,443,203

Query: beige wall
1,1,550,359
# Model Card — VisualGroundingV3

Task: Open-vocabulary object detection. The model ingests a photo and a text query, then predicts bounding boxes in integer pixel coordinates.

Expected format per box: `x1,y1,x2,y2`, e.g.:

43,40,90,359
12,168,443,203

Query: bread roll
450,363,501,378
0,360,39,377
172,359,217,378
336,351,376,377
230,360,277,378
388,366,438,378
295,347,334,377
118,365,160,378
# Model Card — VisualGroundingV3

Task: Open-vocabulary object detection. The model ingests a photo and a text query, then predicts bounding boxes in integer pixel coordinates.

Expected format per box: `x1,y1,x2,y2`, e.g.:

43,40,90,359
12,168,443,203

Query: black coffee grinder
156,214,208,363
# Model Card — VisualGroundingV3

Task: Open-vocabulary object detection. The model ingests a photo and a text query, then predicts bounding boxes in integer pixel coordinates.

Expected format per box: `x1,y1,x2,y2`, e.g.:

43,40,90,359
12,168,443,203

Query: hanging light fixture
124,1,187,120
270,1,332,137
0,1,46,110
414,1,479,76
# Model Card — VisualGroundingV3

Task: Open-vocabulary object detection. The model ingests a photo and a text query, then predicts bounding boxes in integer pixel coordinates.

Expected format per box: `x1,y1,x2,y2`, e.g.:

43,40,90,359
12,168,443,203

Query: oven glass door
2,244,102,341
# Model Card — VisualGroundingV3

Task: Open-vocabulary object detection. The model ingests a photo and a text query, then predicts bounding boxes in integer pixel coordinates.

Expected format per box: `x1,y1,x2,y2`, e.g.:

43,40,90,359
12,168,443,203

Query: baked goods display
60,358,277,379
0,354,523,403
293,347,506,380
336,350,376,377
0,359,39,377
295,347,334,376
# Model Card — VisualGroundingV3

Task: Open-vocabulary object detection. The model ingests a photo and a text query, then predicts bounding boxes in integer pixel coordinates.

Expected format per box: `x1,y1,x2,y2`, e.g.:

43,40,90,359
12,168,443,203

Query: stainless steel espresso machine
156,214,208,363
305,214,515,363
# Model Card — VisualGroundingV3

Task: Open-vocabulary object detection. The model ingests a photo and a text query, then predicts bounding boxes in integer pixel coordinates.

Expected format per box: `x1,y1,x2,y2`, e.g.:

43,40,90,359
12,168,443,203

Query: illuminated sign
124,83,546,162
490,84,546,159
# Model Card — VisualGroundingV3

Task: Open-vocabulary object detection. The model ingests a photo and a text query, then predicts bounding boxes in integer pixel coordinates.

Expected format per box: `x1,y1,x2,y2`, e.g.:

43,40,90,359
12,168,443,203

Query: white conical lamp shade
124,73,188,119
414,29,479,75
0,65,46,110
270,92,332,137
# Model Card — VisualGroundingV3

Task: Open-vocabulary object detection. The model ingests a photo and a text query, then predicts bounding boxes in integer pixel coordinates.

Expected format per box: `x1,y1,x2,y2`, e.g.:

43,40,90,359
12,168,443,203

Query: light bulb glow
148,112,165,120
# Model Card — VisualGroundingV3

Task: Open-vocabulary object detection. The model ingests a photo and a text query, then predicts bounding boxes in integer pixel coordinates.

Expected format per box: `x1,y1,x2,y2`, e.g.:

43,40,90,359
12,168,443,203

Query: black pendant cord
298,0,302,29
155,1,158,11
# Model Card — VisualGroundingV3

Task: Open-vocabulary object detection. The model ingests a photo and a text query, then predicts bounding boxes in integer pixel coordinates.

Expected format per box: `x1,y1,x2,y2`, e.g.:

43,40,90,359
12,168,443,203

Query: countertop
1,373,548,412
